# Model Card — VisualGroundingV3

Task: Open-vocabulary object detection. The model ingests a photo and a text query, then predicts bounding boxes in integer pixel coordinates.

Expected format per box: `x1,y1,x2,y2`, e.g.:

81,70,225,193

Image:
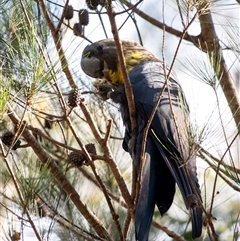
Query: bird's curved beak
81,54,103,78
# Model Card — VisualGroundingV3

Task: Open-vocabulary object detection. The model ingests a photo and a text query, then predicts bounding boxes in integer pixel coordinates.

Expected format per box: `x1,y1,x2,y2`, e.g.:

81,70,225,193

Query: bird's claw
187,194,199,208
94,82,113,101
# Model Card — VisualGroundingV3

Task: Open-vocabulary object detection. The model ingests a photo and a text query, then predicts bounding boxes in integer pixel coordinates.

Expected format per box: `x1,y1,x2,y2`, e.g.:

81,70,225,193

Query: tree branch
79,102,134,212
106,0,137,131
38,0,77,89
123,0,199,44
196,1,240,132
7,110,112,241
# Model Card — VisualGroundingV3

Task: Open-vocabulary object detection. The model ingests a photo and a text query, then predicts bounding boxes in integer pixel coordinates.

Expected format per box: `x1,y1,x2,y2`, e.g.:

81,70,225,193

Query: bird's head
81,39,158,87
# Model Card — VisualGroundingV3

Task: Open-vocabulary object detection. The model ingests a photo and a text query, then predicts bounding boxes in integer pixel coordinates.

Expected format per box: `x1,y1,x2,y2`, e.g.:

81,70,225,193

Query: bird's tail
151,134,203,239
191,206,203,239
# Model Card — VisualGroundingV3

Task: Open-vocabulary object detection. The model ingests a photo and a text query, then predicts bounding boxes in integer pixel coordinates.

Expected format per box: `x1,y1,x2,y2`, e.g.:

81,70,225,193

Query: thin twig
79,101,133,211
78,167,127,209
199,145,240,175
199,151,240,192
123,211,131,240
105,2,136,228
122,0,199,44
207,90,238,216
103,119,113,144
38,0,77,89
0,200,34,223
106,0,137,132
151,220,186,241
55,0,69,34
196,0,240,133
65,115,123,240
35,196,104,241
96,9,108,39
0,142,43,241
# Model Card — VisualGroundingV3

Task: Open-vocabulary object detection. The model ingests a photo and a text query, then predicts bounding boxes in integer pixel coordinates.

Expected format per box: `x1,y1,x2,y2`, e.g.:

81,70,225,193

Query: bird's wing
131,61,202,239
111,61,202,239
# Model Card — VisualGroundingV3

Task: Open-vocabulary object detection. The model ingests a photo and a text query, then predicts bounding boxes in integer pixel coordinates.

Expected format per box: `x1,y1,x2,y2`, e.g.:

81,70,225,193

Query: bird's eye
97,45,103,52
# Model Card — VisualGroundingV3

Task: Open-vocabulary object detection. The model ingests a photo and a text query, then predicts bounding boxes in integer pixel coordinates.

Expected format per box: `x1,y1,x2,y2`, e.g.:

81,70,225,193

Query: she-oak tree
0,0,239,240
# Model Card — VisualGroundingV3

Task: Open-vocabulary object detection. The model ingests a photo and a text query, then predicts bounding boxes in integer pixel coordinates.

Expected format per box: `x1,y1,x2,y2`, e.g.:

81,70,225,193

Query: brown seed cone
79,9,89,26
73,23,83,36
68,89,81,107
64,5,74,20
68,151,86,167
85,143,97,155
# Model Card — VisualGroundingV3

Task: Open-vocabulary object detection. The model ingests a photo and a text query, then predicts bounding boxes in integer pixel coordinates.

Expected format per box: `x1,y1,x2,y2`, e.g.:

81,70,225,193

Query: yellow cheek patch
125,51,144,72
101,50,147,87
103,65,124,87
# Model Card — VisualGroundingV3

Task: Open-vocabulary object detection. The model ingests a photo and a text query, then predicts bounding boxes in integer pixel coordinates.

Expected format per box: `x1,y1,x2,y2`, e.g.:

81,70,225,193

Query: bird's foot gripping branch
93,78,113,100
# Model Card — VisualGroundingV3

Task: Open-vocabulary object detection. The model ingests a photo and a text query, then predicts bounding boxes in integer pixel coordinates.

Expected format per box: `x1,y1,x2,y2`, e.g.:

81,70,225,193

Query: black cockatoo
81,39,202,240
